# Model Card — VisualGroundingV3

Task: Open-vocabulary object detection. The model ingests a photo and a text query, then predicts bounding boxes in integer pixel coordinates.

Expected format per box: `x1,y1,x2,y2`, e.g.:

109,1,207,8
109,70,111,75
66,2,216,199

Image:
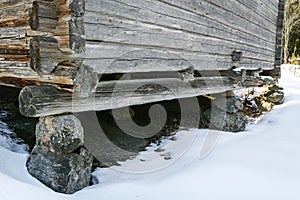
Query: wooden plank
19,76,239,117
0,27,28,39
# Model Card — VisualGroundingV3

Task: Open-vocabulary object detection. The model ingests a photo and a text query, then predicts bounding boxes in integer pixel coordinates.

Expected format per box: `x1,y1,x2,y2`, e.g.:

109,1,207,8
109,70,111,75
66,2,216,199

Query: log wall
0,0,97,96
83,0,280,74
0,0,286,116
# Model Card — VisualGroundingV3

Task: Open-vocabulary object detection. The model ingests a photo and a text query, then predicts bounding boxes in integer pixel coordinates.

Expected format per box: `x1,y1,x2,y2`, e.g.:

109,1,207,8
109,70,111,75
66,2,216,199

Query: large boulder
213,95,244,114
27,145,93,194
203,108,247,132
36,115,84,154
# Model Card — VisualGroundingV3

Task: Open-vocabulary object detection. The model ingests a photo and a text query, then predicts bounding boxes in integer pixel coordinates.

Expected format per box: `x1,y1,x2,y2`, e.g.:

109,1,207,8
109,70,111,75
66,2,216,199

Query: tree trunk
284,29,290,63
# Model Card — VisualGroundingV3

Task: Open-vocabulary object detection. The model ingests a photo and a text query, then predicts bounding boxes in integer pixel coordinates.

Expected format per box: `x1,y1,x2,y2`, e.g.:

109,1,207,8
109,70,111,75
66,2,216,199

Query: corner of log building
0,0,92,95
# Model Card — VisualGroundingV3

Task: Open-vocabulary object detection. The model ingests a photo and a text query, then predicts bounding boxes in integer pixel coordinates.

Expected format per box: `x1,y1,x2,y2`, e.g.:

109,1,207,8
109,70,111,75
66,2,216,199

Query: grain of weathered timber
0,0,86,77
0,2,32,69
30,36,68,74
54,0,86,53
83,0,280,73
0,0,33,7
69,0,85,17
0,2,33,28
0,0,91,96
0,66,73,89
30,1,57,32
19,76,240,117
73,63,98,97
79,42,275,74
85,0,277,44
69,17,85,53
0,62,98,95
1,0,285,115
84,15,275,59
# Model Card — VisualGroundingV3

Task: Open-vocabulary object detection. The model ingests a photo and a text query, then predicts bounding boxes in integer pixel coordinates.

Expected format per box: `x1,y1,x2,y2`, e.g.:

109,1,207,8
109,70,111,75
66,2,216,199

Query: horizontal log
0,0,33,7
0,63,98,96
82,0,279,73
0,66,73,89
1,0,283,99
19,76,240,117
85,0,277,47
71,42,275,74
0,2,33,28
84,14,275,61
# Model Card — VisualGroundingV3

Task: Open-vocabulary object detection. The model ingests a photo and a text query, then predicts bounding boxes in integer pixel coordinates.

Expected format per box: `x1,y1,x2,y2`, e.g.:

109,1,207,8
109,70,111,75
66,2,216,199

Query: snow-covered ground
1,65,300,200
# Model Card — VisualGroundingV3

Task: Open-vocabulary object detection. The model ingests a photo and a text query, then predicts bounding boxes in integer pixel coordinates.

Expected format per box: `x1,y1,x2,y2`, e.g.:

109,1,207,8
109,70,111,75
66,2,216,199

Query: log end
74,64,98,97
19,86,38,117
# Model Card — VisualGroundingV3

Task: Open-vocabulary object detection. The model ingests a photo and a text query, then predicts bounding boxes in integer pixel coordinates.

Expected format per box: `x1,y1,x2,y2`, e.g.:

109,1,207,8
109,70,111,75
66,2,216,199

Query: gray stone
263,77,276,86
213,95,244,114
243,99,262,118
203,108,247,132
27,145,93,194
255,97,273,112
268,85,283,91
36,115,84,154
263,90,284,104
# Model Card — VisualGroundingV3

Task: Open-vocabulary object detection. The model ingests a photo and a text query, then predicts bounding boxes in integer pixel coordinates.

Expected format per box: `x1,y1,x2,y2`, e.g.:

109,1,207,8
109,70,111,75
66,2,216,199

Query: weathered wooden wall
0,0,97,96
83,0,280,74
0,0,286,117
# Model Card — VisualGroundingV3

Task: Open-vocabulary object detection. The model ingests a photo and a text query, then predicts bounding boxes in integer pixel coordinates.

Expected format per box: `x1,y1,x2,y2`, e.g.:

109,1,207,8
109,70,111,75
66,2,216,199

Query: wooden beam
0,63,98,96
19,76,240,117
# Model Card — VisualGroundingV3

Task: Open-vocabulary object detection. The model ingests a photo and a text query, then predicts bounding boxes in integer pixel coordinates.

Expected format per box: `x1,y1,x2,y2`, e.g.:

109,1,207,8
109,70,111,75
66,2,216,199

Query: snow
0,111,28,154
1,65,300,199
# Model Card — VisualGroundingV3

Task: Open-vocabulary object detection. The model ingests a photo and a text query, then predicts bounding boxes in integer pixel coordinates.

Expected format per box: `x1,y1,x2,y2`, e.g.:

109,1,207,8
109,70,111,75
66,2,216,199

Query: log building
0,0,285,117
0,0,286,194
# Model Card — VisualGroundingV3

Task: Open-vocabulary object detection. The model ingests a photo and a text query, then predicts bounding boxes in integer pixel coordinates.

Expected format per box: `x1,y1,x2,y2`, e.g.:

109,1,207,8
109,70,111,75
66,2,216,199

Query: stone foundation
26,114,93,194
